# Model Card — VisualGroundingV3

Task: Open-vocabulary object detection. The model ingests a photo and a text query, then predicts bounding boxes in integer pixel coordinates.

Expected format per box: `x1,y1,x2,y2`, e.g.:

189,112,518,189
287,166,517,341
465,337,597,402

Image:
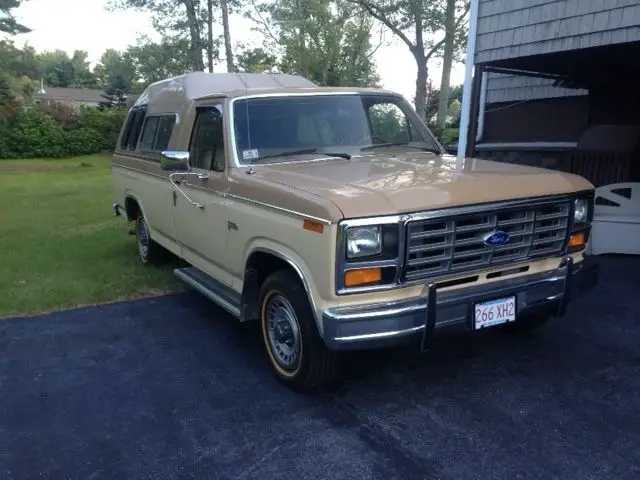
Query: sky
10,0,467,102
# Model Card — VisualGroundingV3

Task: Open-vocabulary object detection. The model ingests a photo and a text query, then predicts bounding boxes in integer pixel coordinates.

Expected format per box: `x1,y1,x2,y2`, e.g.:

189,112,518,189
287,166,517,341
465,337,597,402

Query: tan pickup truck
112,72,599,391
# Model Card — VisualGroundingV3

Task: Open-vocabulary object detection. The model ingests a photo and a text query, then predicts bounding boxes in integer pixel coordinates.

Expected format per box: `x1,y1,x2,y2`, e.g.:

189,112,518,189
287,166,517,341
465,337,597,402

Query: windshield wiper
252,148,351,162
360,142,441,154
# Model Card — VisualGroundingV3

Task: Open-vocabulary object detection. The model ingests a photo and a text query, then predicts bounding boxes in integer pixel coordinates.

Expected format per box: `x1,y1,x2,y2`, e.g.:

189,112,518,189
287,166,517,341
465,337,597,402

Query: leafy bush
1,108,65,159
440,128,459,146
81,106,128,151
428,123,459,147
37,102,78,130
0,99,20,122
63,127,105,156
0,102,128,159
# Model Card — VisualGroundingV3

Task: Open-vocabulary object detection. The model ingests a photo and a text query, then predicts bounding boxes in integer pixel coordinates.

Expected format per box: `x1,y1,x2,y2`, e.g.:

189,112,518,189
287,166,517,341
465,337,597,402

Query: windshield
232,93,441,164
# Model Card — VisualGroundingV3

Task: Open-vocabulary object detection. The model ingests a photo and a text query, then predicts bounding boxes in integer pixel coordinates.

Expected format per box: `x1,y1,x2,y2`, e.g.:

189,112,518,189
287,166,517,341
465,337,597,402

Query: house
32,87,140,109
458,0,640,187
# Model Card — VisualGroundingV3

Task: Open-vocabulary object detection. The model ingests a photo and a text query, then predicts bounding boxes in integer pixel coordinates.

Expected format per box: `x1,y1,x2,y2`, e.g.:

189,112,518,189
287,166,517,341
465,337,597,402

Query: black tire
135,212,166,265
259,269,339,392
499,312,552,334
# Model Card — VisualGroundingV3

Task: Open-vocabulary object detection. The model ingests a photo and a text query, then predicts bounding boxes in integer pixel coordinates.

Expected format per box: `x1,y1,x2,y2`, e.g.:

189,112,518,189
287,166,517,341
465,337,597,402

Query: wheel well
124,196,141,222
241,251,302,322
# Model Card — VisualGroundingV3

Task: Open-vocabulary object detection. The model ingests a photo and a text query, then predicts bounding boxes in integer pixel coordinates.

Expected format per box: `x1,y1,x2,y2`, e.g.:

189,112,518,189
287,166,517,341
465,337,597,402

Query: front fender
244,239,327,334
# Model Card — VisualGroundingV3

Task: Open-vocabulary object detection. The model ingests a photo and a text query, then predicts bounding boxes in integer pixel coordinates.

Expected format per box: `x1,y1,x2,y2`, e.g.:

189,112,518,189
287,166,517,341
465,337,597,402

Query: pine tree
98,73,129,110
0,74,14,106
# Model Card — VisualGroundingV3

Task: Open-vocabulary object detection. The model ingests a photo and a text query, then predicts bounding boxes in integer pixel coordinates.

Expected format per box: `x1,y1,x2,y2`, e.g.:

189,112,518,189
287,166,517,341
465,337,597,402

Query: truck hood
251,152,594,219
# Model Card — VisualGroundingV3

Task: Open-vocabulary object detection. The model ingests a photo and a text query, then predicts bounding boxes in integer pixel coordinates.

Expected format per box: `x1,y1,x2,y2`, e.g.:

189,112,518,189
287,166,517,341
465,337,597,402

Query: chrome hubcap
137,218,149,259
266,295,301,370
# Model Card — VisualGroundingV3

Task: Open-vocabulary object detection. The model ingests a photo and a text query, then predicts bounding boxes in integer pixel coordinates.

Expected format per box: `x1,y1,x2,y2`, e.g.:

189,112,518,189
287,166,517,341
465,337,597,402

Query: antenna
242,72,255,175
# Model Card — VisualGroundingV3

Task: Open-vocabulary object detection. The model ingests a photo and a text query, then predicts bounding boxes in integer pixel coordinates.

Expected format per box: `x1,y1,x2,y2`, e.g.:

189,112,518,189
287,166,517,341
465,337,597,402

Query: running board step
174,267,241,319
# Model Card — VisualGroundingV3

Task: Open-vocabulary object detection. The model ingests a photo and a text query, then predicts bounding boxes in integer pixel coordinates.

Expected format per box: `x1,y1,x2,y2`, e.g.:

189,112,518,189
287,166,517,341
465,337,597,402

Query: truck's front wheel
259,269,339,392
135,213,166,265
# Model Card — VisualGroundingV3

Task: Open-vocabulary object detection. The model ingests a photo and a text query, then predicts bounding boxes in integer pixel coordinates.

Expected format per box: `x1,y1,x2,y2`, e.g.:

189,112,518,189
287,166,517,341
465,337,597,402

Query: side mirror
160,150,190,171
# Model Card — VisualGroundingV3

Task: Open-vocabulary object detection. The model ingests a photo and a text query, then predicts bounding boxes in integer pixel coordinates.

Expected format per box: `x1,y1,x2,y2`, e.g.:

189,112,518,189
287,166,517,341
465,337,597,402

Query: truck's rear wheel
259,269,339,392
135,213,166,265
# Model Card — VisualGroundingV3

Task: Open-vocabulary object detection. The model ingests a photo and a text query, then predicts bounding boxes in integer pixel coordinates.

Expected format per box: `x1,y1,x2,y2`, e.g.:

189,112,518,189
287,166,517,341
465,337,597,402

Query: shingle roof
33,87,140,106
33,87,104,102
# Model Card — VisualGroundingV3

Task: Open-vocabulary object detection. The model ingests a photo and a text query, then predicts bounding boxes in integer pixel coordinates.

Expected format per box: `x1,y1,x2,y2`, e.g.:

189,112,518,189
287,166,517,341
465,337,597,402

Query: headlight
574,198,588,224
346,226,382,258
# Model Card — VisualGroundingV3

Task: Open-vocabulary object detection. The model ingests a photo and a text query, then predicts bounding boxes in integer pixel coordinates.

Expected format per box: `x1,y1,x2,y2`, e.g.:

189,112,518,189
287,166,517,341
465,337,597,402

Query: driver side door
173,103,233,286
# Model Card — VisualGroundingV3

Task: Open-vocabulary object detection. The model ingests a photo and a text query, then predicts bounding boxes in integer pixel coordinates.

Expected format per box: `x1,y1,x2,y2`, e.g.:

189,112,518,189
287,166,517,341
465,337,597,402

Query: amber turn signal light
568,231,586,248
303,219,324,234
344,267,382,287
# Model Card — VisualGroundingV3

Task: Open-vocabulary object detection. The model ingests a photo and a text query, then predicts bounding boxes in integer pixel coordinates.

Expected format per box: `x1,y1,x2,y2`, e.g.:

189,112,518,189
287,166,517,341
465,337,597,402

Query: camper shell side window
138,114,177,154
119,105,147,151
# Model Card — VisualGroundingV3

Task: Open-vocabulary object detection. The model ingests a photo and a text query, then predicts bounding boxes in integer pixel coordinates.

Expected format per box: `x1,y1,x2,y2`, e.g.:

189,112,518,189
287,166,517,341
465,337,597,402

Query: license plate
474,296,516,329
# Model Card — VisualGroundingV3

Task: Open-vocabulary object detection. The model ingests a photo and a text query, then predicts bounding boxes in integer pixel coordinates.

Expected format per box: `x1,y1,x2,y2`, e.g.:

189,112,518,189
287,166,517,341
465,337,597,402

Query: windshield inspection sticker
242,149,260,161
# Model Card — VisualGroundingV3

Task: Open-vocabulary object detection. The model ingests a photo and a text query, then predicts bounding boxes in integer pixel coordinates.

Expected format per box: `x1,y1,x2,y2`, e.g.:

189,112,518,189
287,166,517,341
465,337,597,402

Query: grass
0,154,183,318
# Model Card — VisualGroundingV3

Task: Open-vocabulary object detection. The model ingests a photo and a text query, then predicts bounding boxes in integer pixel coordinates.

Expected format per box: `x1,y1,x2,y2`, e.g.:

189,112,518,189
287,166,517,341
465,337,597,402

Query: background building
33,87,140,109
461,0,640,187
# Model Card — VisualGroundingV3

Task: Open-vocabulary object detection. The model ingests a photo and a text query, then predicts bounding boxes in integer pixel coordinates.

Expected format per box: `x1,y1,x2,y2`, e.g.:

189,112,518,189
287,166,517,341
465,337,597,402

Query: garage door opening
467,40,640,187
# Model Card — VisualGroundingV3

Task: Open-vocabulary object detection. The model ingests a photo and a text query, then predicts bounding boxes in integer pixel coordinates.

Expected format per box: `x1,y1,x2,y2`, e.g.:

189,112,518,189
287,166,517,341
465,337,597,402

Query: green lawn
0,154,183,318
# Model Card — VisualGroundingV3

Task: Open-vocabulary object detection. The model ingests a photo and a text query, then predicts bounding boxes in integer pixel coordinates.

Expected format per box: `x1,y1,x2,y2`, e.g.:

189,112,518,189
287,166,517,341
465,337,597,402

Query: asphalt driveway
1,255,639,480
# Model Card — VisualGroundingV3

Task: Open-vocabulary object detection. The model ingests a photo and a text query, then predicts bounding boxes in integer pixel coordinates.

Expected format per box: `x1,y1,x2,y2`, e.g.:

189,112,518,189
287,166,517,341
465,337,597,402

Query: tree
205,0,215,71
0,0,30,34
449,83,462,103
221,0,235,71
182,0,206,70
236,46,278,73
38,50,77,87
0,74,13,105
423,78,439,122
0,40,40,79
0,40,39,103
71,50,99,88
246,0,383,87
8,74,35,101
0,74,21,123
436,0,456,129
126,35,192,85
107,0,211,72
94,49,137,91
420,80,462,124
99,74,130,109
348,0,470,119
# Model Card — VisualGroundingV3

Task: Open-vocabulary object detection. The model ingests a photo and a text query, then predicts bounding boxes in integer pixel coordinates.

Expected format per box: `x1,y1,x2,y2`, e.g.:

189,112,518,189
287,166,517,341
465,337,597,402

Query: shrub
63,127,105,156
0,123,9,159
0,99,20,122
37,101,78,130
0,103,128,159
440,128,459,146
81,106,128,150
2,108,65,159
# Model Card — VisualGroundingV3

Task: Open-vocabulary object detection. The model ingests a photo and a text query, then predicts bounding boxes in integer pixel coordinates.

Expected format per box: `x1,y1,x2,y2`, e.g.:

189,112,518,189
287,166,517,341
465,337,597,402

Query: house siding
485,72,587,104
476,0,640,64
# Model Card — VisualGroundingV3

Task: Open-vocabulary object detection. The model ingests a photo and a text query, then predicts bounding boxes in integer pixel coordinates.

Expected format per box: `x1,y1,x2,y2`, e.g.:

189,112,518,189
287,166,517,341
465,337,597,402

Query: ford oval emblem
483,230,510,246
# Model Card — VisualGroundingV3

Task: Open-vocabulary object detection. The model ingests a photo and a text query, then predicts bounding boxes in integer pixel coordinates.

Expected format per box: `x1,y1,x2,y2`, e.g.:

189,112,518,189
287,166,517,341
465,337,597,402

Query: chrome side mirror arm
169,173,205,209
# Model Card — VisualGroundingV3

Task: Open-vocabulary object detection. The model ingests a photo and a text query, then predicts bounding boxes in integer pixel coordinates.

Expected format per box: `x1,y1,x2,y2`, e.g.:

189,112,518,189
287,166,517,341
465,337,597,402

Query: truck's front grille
403,200,571,283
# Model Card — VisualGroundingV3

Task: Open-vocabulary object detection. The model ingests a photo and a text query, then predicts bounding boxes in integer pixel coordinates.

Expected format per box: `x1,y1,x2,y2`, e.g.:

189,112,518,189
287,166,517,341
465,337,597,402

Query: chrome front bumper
322,256,599,351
